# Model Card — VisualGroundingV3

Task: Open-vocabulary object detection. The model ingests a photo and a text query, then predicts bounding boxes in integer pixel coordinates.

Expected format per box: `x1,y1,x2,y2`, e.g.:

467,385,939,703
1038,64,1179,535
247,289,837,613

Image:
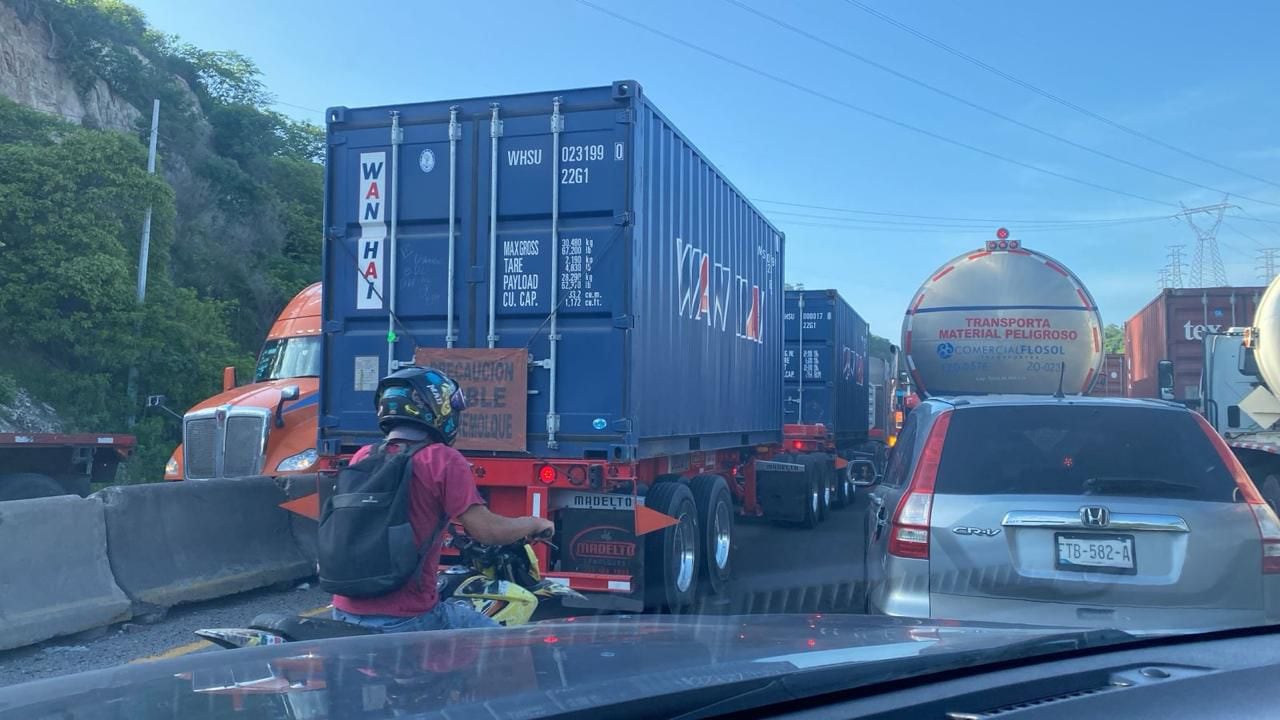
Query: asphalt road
0,494,871,689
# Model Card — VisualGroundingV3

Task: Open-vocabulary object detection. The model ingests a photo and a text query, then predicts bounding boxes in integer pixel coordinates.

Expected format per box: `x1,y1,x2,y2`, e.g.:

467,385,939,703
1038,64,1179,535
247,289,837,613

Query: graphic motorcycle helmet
374,366,468,444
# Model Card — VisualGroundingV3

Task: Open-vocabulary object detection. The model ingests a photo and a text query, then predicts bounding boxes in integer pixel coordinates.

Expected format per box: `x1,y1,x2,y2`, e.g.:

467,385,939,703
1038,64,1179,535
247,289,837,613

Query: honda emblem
1080,506,1110,528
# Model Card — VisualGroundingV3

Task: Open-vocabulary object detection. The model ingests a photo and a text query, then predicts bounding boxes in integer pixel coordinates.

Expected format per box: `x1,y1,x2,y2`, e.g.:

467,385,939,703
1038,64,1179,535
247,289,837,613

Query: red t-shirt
332,442,485,617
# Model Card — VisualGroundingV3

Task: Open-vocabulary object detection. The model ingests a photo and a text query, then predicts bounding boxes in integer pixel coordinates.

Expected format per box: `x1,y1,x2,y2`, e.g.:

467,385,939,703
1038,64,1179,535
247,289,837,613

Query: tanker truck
1196,274,1280,511
900,232,1105,397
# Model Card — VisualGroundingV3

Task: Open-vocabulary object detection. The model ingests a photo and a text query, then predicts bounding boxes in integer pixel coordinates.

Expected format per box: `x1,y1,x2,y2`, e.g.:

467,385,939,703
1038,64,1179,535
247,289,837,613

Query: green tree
0,96,241,479
869,333,896,361
1104,323,1125,354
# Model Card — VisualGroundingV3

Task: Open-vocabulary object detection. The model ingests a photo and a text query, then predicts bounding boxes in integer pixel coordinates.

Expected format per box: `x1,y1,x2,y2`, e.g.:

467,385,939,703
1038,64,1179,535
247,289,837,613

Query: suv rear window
934,404,1237,502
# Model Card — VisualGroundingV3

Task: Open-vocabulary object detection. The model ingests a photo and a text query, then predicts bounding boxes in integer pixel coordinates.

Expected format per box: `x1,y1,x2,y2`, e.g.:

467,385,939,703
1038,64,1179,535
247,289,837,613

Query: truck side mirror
1240,345,1260,377
1157,360,1175,400
222,366,237,392
274,385,300,428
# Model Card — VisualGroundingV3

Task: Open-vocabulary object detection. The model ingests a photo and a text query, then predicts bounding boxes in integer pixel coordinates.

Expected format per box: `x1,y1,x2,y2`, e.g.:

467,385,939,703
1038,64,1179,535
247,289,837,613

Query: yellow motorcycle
196,531,583,649
438,531,585,626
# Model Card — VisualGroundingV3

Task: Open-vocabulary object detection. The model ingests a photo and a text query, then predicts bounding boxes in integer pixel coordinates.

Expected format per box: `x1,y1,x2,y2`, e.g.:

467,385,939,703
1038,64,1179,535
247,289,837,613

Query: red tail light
537,465,556,485
888,411,951,559
792,440,804,450
1193,413,1280,573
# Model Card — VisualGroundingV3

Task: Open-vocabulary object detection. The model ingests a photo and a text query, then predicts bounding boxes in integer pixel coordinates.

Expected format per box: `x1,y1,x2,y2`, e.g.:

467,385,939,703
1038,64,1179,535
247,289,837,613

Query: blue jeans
334,600,499,632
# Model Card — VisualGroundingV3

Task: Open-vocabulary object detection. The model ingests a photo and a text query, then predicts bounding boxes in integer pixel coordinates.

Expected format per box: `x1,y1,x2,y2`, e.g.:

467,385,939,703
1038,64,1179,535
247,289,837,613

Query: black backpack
317,440,447,598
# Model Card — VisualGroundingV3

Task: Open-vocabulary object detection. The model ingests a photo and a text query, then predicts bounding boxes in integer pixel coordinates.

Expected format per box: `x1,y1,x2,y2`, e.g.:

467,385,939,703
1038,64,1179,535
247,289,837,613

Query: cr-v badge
953,526,1001,537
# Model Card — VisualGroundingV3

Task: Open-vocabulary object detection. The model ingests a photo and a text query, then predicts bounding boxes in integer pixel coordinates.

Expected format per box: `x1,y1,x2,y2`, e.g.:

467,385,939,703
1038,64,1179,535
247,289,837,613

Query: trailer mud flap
755,459,808,522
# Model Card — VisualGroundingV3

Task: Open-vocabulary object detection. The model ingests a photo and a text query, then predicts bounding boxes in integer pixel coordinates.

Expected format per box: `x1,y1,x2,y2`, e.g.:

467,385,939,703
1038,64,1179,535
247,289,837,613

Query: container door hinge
326,226,344,241
324,320,342,334
611,419,632,433
614,211,633,226
613,314,634,329
615,109,634,124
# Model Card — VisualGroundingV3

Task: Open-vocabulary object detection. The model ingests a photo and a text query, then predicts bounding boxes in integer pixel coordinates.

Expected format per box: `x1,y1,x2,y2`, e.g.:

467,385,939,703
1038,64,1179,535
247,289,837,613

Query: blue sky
131,0,1280,339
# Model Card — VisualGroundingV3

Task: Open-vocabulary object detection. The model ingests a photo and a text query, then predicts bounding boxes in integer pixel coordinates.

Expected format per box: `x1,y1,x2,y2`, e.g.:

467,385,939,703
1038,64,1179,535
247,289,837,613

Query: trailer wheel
691,474,732,596
803,454,831,522
833,463,852,509
644,481,700,610
0,473,67,501
798,456,821,529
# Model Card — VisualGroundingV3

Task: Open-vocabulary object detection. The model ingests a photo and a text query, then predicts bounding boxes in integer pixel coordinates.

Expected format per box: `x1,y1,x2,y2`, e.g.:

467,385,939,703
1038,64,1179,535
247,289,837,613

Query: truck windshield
254,336,321,383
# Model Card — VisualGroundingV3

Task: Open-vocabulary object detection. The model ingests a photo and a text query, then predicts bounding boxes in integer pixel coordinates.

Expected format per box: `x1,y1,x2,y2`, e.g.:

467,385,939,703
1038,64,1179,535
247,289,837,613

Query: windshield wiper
1084,476,1200,497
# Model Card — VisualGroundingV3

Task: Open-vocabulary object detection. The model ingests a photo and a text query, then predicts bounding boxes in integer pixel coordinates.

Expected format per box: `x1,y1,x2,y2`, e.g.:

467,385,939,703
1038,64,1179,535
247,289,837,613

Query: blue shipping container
783,289,869,445
320,81,785,460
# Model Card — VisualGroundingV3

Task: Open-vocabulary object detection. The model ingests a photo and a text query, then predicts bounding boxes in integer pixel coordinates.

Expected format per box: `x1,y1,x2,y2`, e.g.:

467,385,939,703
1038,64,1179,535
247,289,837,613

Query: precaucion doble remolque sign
415,348,528,452
902,242,1104,397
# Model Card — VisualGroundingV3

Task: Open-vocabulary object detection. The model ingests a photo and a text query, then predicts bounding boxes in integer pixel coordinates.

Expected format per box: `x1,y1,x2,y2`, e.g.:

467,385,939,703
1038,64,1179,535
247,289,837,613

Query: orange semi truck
164,283,322,481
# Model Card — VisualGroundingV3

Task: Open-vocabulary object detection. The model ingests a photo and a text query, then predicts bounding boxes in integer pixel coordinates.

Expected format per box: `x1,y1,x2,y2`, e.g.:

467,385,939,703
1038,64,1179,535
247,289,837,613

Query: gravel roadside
0,583,332,689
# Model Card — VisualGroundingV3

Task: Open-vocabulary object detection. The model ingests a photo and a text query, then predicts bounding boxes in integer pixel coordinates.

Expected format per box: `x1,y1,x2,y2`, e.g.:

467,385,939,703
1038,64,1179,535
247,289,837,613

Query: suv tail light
1194,413,1280,573
888,411,952,559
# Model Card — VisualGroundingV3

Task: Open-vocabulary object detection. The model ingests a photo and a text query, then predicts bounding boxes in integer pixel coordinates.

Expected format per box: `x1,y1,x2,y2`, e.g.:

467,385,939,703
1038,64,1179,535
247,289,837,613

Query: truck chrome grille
223,416,267,477
183,411,268,479
183,418,218,479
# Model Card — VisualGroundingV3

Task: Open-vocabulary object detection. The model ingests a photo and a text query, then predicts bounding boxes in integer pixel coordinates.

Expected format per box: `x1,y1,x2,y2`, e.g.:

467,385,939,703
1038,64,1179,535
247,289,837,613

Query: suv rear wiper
1084,476,1200,497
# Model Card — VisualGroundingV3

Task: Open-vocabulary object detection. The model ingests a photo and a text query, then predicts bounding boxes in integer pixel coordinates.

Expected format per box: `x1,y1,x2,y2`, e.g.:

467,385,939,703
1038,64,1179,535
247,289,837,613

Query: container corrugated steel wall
320,81,785,459
1124,287,1263,401
783,290,869,446
1086,353,1126,397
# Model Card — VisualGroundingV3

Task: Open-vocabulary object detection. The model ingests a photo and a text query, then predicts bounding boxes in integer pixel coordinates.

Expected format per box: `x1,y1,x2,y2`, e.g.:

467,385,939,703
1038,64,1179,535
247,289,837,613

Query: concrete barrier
99,477,314,611
276,473,323,566
0,496,131,651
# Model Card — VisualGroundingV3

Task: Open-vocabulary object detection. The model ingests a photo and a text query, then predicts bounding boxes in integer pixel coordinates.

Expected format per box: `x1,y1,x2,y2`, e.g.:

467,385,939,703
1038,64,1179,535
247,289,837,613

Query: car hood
0,614,1130,719
186,377,319,414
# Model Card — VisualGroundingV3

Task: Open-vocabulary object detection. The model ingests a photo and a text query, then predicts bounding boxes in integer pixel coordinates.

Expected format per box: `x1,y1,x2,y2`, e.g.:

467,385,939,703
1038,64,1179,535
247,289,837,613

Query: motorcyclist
332,366,554,632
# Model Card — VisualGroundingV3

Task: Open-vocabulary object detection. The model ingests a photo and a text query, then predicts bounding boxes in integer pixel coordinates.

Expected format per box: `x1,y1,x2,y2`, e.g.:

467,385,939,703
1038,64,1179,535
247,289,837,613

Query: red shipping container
1086,353,1127,397
1124,287,1264,402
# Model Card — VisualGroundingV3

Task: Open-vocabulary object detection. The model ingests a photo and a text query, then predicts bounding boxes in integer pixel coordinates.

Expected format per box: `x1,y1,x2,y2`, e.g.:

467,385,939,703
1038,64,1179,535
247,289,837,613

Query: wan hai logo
675,237,764,344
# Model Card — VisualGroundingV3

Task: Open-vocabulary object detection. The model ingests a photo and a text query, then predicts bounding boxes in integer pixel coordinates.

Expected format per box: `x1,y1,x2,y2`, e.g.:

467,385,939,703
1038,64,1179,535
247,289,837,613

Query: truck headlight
164,457,180,477
276,448,318,472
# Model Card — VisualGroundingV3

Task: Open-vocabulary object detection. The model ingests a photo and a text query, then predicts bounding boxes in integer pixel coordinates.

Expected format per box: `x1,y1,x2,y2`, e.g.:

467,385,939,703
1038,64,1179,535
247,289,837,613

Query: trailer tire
833,464,852,509
804,454,831,522
691,474,732,596
798,456,822,529
0,473,67,501
644,481,700,610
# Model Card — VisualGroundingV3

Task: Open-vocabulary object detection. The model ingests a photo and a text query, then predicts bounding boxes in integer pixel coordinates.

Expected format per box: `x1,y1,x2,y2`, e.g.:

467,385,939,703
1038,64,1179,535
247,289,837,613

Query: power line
767,208,1170,232
753,198,1172,225
573,0,1178,208
1224,220,1266,248
841,0,1280,192
723,0,1280,209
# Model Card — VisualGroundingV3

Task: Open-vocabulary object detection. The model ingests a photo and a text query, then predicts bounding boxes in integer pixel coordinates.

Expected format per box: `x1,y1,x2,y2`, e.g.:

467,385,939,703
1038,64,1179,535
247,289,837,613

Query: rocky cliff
0,0,141,131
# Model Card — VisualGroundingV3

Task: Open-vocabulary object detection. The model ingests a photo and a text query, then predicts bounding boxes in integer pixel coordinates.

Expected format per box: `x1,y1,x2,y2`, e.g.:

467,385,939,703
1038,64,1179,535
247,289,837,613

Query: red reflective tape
1092,326,1100,352
1076,288,1091,308
1045,261,1069,276
904,329,913,354
911,293,927,312
931,265,956,282
967,251,992,261
1081,367,1096,394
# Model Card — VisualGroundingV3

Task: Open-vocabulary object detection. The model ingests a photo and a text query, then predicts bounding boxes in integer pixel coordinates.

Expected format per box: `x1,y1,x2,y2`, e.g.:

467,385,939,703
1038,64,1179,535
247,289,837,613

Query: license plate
1054,533,1136,574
